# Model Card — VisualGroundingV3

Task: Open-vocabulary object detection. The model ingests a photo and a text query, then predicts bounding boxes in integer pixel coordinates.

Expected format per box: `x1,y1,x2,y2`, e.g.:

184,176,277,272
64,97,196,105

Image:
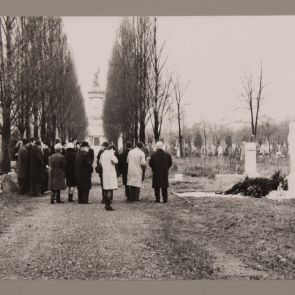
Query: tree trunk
139,118,145,143
268,137,271,156
154,110,159,142
177,112,183,158
51,113,57,143
25,112,31,139
2,115,11,173
1,18,13,173
250,101,255,137
40,108,46,142
19,125,25,139
33,108,39,139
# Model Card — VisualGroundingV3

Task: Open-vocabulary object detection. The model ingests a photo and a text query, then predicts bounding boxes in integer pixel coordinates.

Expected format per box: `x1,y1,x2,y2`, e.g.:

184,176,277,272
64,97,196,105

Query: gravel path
0,176,174,280
0,175,275,280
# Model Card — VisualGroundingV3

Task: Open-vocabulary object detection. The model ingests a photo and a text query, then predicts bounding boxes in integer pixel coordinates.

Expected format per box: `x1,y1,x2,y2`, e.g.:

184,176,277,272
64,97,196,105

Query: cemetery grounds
0,156,294,279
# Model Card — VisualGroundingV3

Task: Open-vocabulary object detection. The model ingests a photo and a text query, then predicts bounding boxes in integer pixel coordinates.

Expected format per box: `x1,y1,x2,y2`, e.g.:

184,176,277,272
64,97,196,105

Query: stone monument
217,145,223,156
244,142,257,178
86,68,107,155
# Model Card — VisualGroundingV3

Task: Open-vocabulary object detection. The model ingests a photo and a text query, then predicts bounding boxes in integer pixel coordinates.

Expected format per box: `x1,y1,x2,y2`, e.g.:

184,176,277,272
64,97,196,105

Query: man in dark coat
17,139,30,195
96,141,108,203
49,143,66,204
118,142,132,200
41,143,50,194
65,142,77,202
149,141,172,203
29,140,43,197
88,146,95,165
13,141,22,161
75,141,93,204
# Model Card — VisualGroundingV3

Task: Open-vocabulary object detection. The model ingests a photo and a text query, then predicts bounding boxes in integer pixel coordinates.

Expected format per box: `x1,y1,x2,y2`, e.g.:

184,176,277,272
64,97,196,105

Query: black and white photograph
0,15,295,280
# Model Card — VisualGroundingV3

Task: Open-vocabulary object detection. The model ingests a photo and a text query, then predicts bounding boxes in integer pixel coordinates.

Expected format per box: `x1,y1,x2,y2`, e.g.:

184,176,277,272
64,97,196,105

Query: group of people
16,137,173,211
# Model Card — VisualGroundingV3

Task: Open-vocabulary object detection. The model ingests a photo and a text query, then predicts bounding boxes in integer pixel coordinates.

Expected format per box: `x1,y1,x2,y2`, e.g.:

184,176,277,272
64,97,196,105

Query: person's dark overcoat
65,148,76,187
17,146,30,179
119,148,131,185
48,153,66,190
89,148,95,165
149,149,172,188
30,145,43,183
42,148,50,193
75,150,93,190
96,149,105,179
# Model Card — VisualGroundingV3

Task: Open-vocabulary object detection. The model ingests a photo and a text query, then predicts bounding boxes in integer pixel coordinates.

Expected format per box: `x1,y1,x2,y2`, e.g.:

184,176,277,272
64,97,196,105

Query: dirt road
0,176,275,280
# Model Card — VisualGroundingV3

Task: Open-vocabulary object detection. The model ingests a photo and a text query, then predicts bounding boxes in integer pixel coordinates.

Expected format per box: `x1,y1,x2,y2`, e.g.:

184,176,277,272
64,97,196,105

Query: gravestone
174,173,184,181
176,147,181,158
244,142,257,178
217,145,223,156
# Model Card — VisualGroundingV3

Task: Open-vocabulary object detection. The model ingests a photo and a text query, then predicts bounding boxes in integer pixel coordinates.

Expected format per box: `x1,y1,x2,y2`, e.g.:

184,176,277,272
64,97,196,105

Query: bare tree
172,76,188,158
209,123,222,155
261,117,276,156
148,17,173,142
0,16,87,173
191,124,203,153
105,17,174,145
241,62,266,139
0,17,16,172
201,119,209,156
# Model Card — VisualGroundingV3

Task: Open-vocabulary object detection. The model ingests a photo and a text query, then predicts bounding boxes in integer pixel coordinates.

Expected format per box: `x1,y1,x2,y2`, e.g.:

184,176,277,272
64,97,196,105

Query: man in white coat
99,145,118,211
127,142,146,201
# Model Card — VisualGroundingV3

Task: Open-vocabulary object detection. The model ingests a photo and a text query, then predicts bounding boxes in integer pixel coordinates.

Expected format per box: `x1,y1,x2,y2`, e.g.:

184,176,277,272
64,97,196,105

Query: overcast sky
62,16,295,128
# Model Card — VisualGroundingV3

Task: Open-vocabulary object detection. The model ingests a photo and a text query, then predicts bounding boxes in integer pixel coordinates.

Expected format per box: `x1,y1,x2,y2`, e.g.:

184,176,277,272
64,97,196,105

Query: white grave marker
174,173,184,181
244,142,257,178
176,147,181,158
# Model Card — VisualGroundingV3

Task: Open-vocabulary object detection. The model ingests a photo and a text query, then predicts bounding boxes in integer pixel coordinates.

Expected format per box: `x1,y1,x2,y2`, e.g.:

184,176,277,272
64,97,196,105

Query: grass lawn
145,177,295,279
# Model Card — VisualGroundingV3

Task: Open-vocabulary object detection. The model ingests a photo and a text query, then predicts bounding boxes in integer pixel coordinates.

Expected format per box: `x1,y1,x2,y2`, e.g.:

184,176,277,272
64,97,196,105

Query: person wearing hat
149,141,172,203
29,140,44,197
75,141,80,151
48,143,66,204
75,141,93,204
96,141,109,203
65,142,77,202
17,138,31,195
